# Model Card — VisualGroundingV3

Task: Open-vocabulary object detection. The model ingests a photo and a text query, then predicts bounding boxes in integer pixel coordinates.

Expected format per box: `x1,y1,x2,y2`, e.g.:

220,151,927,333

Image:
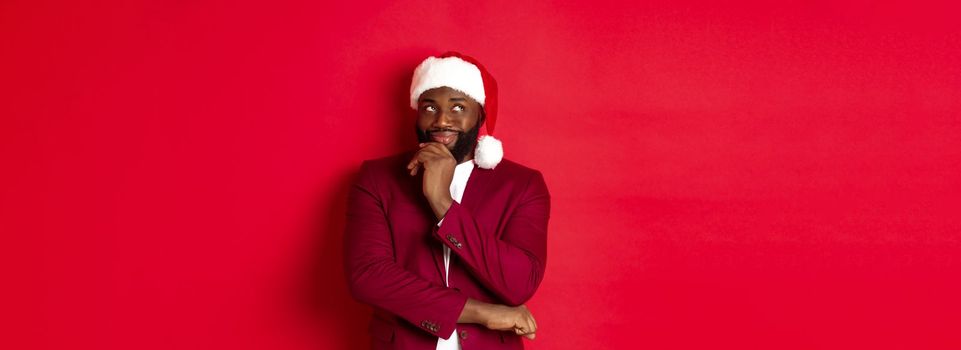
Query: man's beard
416,124,480,163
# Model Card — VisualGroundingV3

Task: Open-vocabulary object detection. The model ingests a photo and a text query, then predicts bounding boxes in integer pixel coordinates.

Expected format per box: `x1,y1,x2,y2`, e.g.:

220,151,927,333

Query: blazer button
459,330,468,339
446,235,463,249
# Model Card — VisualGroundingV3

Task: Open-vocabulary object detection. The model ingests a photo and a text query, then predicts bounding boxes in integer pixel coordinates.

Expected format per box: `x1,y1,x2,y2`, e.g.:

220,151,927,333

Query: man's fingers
530,312,537,332
514,317,536,333
505,308,536,340
407,160,419,176
407,143,455,177
519,305,537,334
418,142,455,159
514,327,535,340
406,149,427,176
429,142,454,157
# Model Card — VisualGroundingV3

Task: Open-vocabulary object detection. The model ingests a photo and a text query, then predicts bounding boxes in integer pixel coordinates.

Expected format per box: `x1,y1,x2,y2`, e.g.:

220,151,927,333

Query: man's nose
432,110,452,128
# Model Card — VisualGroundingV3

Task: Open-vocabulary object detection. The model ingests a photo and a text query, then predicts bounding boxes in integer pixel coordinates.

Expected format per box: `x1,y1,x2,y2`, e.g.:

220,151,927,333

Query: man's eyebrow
448,97,467,102
419,98,436,103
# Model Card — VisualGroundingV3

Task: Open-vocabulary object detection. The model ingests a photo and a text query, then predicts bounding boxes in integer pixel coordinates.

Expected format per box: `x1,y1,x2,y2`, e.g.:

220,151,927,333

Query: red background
2,1,960,349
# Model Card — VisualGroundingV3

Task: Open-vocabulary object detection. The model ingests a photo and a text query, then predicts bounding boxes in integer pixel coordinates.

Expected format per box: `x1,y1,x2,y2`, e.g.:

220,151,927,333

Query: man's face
415,87,484,163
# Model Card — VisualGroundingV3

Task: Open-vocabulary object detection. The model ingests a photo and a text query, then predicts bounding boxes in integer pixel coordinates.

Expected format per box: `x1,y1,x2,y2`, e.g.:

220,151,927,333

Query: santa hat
410,51,503,169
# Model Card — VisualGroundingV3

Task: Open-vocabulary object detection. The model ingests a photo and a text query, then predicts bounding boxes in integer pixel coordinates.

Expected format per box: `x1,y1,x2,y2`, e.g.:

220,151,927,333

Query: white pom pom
474,135,503,169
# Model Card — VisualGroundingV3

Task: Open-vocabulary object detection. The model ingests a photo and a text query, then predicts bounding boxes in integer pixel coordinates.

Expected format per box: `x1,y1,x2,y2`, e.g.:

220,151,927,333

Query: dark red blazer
344,151,550,349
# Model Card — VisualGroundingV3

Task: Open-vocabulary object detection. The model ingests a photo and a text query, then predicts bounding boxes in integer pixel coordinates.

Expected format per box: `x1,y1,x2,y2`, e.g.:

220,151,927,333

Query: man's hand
459,299,538,340
406,142,456,220
483,304,538,340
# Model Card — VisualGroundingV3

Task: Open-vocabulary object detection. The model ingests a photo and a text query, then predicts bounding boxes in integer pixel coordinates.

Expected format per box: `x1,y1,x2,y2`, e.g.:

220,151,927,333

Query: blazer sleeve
343,161,468,339
433,170,550,306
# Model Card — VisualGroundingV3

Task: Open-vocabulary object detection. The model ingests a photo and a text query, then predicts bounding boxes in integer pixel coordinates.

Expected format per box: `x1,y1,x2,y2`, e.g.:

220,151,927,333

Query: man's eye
452,105,464,112
424,106,436,112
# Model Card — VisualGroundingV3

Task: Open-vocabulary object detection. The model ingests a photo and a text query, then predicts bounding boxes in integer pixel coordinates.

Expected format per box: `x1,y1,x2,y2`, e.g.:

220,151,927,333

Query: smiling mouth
429,130,459,145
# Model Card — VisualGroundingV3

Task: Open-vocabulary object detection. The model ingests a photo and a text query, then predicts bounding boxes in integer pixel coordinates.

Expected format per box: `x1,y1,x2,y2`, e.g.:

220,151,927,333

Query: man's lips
429,131,459,145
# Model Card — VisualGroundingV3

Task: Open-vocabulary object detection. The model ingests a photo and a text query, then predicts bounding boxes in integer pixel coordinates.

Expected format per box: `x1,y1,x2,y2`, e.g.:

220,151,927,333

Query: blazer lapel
460,163,492,210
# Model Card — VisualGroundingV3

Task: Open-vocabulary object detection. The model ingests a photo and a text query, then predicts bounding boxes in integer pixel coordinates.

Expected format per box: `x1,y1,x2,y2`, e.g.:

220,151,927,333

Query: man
343,52,551,349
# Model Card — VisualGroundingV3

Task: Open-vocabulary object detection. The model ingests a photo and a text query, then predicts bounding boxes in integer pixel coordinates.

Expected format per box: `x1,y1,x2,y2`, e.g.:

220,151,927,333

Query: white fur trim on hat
474,135,503,169
410,56,486,109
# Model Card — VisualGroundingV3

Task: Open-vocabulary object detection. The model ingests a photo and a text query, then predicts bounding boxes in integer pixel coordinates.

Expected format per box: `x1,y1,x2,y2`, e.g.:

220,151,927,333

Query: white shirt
436,159,474,350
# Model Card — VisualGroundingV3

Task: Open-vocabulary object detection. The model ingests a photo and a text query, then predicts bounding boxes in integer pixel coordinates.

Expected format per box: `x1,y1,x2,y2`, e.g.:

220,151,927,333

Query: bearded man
344,52,551,350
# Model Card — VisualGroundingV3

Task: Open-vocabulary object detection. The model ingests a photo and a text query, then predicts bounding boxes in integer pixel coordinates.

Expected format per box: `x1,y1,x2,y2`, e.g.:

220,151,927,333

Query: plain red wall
2,0,960,349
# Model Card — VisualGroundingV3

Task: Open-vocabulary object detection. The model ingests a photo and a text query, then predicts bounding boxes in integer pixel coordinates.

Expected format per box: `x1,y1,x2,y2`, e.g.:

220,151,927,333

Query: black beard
415,124,480,163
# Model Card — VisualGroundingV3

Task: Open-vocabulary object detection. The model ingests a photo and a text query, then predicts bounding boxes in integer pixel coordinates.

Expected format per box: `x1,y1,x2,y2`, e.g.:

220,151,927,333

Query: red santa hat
410,51,502,169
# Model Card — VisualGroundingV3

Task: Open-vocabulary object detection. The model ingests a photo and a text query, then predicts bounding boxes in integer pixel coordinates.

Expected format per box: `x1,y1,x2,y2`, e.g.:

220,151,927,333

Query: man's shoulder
489,158,542,177
352,151,418,187
490,158,550,197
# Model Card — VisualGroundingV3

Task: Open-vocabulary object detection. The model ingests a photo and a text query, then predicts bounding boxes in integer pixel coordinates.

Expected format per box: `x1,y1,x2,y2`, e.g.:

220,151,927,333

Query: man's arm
433,170,550,306
343,161,467,339
345,161,540,339
459,298,538,340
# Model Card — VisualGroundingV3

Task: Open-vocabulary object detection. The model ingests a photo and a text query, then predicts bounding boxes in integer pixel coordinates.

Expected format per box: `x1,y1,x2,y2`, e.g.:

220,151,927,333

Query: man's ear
478,104,487,127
